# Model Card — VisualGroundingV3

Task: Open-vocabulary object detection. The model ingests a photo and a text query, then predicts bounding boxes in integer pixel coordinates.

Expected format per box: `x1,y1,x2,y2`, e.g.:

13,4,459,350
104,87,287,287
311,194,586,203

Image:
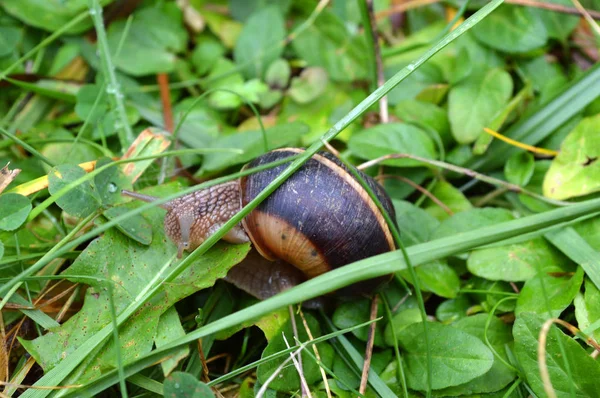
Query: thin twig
157,73,174,132
570,0,600,33
538,318,600,398
366,0,389,122
377,174,453,215
359,295,379,395
377,0,600,20
357,153,573,207
256,342,308,398
289,306,309,398
298,308,332,398
282,333,312,398
197,340,211,383
473,187,508,207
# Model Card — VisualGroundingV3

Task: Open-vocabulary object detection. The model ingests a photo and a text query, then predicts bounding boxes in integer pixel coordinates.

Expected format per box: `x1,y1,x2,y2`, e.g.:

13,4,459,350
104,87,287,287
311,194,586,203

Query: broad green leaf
278,83,359,144
574,278,600,341
292,9,368,82
265,58,290,89
103,206,153,246
435,296,471,323
107,4,188,75
0,193,31,231
394,100,452,146
229,0,291,22
20,185,251,386
332,348,392,391
155,308,189,376
448,68,513,144
74,84,109,124
0,241,3,261
0,26,22,57
514,312,600,398
94,158,132,206
543,115,600,200
164,372,215,398
431,208,514,240
47,164,101,218
423,180,473,221
471,5,548,53
384,308,423,346
257,312,334,391
332,299,386,347
200,122,308,172
504,151,534,186
1,0,108,33
519,56,569,105
191,35,226,76
348,123,437,167
469,278,517,313
400,259,460,298
438,314,516,395
393,200,440,246
399,322,494,390
516,266,583,317
289,67,328,104
468,238,565,282
233,6,285,79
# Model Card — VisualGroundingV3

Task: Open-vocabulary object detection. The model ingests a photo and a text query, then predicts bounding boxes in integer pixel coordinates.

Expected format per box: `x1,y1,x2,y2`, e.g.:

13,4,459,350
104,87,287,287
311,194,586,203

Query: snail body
122,148,397,301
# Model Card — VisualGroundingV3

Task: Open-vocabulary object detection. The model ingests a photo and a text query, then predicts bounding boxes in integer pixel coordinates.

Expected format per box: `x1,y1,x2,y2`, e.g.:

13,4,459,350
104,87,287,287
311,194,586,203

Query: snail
122,148,397,303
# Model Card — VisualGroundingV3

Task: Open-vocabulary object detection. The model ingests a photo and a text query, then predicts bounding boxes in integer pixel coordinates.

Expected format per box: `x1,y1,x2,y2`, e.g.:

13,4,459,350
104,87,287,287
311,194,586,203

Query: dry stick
377,174,453,215
357,153,573,207
473,187,509,207
359,295,379,396
571,0,600,34
298,309,332,398
282,333,313,398
157,73,174,132
197,340,211,383
376,0,441,19
538,319,600,398
366,0,389,123
256,343,308,398
0,312,6,383
288,306,309,398
55,285,81,323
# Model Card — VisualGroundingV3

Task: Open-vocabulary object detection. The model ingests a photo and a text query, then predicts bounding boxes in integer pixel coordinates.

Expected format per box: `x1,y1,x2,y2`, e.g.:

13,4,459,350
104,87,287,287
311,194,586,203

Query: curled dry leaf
0,163,21,194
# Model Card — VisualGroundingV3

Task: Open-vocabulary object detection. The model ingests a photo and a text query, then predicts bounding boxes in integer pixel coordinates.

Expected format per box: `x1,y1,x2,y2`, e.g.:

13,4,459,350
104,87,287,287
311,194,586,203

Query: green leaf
288,67,328,104
74,84,109,124
93,158,132,206
200,122,308,172
393,200,440,246
0,240,3,261
399,321,494,390
1,0,104,33
394,100,452,145
0,193,31,231
0,26,22,57
348,123,437,167
514,312,600,397
47,164,102,218
504,151,534,186
332,299,385,347
191,35,226,76
516,266,583,317
437,314,516,395
265,58,290,89
292,9,368,82
229,0,291,22
400,259,460,298
103,206,153,246
543,114,600,200
384,308,423,346
574,278,600,341
471,5,548,53
107,4,188,76
233,6,285,79
156,309,189,376
435,296,471,323
448,68,513,144
164,372,215,398
423,180,473,221
257,312,334,391
431,208,514,240
468,238,565,282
